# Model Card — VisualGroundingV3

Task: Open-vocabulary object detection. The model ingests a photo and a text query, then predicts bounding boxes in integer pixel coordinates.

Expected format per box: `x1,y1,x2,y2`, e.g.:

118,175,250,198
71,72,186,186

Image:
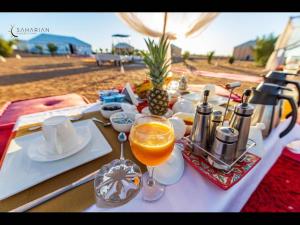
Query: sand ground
0,56,265,108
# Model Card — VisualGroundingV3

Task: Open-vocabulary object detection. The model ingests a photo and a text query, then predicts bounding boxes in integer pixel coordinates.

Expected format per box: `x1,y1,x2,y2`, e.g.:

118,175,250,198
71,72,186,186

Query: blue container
114,94,125,102
99,89,120,101
102,95,116,103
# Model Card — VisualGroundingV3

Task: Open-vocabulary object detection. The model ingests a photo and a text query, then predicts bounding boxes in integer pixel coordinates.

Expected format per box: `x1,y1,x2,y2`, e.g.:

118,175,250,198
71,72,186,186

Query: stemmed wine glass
129,115,175,201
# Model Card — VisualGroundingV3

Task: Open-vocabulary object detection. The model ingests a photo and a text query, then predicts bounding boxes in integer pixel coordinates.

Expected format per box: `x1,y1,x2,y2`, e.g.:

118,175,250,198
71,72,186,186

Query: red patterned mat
242,148,300,212
182,149,261,190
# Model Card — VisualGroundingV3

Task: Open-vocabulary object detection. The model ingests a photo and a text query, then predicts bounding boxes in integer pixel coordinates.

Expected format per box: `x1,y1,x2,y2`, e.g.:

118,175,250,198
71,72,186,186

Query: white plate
148,144,185,185
27,126,92,162
141,107,173,118
182,92,228,106
0,119,112,200
207,95,228,105
182,93,202,104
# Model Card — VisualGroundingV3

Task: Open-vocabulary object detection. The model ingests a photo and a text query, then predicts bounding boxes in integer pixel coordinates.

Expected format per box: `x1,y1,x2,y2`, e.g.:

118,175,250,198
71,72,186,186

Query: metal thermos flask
190,90,213,156
229,89,254,158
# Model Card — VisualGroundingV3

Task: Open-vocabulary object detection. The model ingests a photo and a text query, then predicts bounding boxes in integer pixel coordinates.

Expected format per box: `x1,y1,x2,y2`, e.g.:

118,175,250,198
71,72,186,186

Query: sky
0,12,298,56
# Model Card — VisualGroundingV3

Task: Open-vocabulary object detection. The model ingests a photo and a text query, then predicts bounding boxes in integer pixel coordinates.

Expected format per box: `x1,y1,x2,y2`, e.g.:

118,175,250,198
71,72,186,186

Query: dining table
1,93,300,212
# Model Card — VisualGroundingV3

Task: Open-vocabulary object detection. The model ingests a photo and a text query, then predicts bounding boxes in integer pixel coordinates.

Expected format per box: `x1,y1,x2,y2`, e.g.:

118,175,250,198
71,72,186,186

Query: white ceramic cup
42,116,79,155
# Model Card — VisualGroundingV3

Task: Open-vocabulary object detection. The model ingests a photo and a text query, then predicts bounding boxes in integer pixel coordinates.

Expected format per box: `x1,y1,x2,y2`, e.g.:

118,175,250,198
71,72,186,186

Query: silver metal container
210,126,239,167
249,82,298,139
210,110,223,147
229,89,254,158
190,90,213,156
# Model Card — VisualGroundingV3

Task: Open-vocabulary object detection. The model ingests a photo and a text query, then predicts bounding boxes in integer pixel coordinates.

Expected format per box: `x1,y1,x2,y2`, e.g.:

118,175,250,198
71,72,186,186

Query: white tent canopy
117,13,219,71
265,15,300,71
117,13,219,40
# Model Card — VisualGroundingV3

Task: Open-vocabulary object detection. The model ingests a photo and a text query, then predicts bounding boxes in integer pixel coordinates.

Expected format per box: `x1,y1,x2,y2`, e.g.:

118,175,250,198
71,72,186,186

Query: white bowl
100,103,123,119
172,99,195,114
182,93,202,105
110,112,136,133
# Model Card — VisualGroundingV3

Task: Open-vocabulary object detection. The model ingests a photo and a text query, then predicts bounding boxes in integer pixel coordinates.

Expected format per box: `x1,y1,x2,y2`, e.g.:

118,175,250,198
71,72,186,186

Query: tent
265,15,300,71
114,42,134,55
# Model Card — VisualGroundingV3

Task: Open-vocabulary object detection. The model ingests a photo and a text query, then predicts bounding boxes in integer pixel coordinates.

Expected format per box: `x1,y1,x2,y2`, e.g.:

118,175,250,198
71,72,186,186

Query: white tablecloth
85,118,300,212
14,103,300,212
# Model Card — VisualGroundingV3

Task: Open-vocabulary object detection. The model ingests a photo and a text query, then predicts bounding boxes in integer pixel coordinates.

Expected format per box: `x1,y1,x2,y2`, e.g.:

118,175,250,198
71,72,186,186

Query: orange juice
129,122,175,166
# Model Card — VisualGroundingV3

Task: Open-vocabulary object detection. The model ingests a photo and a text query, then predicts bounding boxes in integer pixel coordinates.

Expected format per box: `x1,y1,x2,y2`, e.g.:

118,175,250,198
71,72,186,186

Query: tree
134,49,141,56
8,39,18,47
0,37,14,57
35,45,43,54
105,48,108,53
99,48,103,53
47,43,58,56
182,51,190,62
253,33,277,67
228,56,235,64
207,51,215,64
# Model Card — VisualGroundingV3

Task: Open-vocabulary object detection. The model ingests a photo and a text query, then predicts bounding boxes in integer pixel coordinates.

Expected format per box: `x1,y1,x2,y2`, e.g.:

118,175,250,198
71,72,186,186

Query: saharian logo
9,25,18,38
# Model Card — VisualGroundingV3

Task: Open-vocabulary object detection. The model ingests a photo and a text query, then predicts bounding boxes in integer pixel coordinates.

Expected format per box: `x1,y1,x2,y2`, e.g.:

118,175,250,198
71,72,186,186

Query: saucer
141,107,173,118
207,95,228,106
148,144,185,185
182,93,201,104
27,126,92,162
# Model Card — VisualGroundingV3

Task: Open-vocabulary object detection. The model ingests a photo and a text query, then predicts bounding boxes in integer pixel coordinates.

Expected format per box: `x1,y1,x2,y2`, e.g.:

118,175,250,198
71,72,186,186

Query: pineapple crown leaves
141,35,171,88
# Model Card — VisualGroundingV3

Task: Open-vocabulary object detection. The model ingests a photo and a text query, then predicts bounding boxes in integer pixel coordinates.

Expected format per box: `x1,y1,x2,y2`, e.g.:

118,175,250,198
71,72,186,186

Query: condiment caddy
186,82,257,171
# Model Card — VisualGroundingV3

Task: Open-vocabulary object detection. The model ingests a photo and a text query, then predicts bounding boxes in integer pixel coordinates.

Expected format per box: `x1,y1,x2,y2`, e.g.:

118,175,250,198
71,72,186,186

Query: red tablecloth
242,148,300,212
242,107,300,212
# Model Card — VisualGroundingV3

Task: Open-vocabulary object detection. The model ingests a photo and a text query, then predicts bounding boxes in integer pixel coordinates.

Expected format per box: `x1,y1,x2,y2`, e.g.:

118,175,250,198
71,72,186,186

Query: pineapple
142,35,171,116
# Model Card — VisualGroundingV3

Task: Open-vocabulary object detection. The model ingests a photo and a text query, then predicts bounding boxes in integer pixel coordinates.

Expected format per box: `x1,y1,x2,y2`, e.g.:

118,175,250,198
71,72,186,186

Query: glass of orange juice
129,115,175,201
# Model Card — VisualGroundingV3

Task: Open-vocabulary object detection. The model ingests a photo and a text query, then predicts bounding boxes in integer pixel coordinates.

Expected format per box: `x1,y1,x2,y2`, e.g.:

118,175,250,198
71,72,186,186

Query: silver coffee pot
249,82,298,139
264,71,300,107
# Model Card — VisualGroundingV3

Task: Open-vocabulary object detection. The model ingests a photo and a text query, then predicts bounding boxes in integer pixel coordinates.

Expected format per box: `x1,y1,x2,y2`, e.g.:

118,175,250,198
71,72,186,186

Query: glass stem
147,167,155,187
120,142,124,160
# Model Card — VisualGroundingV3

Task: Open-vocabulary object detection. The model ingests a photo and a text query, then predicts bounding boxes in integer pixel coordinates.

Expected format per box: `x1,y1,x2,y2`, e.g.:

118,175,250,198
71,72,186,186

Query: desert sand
0,56,264,108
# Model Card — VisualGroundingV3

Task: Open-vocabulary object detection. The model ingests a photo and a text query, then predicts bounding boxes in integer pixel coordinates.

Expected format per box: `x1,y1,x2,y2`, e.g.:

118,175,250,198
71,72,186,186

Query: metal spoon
28,125,42,131
118,132,127,160
69,113,83,121
92,117,111,127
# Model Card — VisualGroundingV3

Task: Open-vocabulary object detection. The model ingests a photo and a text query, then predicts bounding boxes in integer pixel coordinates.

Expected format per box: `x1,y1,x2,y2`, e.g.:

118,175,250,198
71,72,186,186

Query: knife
10,170,99,212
